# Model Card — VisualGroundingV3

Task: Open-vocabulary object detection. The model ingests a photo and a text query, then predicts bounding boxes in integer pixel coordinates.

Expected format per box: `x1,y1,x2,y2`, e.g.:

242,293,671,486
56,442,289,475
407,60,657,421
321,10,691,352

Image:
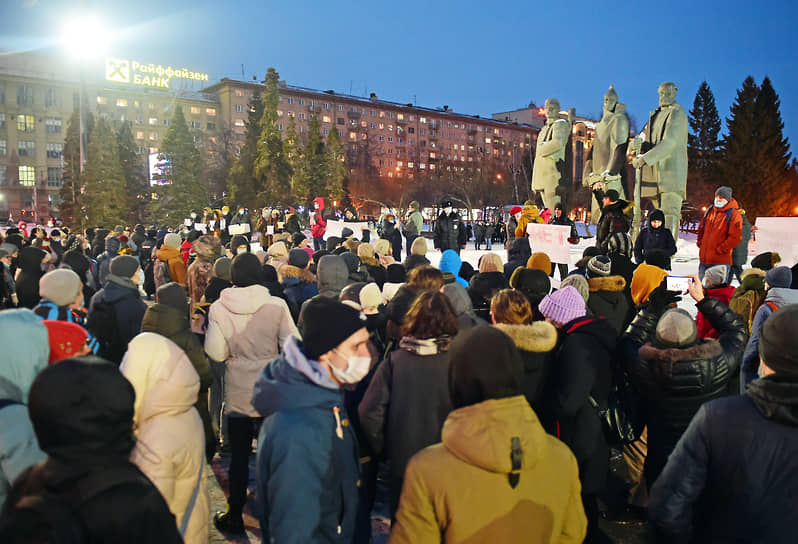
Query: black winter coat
493,322,558,432
467,271,508,322
553,315,616,493
633,225,676,265
586,276,630,335
380,222,403,261
433,211,466,252
15,246,46,309
620,297,746,485
503,237,532,282
88,277,147,363
649,375,798,544
596,199,632,250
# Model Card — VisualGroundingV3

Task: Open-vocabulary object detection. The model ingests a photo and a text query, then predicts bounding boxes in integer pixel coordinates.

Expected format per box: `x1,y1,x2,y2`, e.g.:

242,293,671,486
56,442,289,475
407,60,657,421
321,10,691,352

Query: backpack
0,463,145,544
191,301,211,335
153,259,172,290
85,297,124,364
729,289,766,334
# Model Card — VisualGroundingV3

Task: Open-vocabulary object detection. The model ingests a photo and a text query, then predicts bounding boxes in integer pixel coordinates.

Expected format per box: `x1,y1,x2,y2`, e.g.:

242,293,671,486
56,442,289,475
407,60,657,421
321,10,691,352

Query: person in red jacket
310,197,327,251
696,186,743,283
696,265,736,339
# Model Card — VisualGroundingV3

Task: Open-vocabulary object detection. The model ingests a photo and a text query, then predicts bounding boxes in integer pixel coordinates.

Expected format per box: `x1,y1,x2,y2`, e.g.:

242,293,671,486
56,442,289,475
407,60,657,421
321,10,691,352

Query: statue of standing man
532,98,570,211
630,81,688,240
583,85,630,224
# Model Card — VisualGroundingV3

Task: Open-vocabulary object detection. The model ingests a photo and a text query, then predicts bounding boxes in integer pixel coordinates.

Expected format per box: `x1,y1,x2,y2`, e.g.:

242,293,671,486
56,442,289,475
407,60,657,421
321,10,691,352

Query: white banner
755,217,798,266
526,223,571,263
324,219,370,240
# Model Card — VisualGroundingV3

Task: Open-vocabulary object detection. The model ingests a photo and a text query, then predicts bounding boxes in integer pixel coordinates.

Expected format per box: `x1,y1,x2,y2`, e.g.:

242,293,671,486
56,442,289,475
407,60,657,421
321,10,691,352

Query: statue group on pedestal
532,82,688,241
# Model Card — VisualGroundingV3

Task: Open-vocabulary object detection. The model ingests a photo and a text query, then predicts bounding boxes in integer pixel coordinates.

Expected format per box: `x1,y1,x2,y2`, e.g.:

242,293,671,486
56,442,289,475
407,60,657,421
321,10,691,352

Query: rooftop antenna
241,64,244,79
349,80,353,95
413,94,417,106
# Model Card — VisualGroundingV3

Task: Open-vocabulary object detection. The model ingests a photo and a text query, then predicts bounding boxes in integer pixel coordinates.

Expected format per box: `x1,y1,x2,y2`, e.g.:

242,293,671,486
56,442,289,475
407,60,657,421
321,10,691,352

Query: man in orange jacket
696,186,743,283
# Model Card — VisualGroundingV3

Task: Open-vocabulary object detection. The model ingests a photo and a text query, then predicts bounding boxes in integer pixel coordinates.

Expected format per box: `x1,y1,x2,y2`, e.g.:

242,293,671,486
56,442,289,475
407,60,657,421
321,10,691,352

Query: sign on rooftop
105,58,209,89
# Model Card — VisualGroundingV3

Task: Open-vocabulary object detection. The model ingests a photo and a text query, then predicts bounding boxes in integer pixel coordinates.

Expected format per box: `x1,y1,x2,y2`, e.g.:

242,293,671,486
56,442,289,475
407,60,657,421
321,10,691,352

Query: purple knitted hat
538,286,586,325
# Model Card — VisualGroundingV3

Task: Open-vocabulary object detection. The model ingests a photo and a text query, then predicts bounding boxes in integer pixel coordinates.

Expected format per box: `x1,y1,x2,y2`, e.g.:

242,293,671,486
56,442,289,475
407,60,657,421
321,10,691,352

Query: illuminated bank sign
105,58,209,89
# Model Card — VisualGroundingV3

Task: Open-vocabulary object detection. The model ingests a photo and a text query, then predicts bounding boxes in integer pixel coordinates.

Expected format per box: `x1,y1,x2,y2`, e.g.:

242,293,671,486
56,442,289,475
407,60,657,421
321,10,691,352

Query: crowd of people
0,186,797,543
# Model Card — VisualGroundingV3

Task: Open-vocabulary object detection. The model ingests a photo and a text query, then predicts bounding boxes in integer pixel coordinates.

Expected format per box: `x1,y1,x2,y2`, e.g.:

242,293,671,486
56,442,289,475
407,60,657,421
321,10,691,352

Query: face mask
330,350,371,384
239,210,245,215
236,247,247,255
444,207,452,214
51,237,60,242
714,199,725,208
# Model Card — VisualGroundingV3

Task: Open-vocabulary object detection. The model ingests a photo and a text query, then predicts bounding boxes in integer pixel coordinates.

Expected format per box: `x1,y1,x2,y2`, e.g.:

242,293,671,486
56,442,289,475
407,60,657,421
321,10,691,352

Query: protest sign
526,223,571,263
324,219,369,240
755,217,798,265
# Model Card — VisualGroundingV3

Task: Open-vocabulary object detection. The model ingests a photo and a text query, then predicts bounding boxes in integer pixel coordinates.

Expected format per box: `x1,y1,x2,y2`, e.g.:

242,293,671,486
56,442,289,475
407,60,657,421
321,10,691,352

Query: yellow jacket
389,396,586,544
515,204,545,238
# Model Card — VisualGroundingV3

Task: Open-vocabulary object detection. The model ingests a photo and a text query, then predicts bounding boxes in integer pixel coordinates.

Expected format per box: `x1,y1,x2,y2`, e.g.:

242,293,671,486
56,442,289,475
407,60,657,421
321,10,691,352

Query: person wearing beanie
403,236,431,272
43,320,91,364
14,246,47,309
360,291,458,518
265,239,289,275
86,255,147,365
505,205,523,248
155,232,187,289
696,264,736,339
96,235,121,286
526,251,553,276
620,274,746,490
186,234,221,315
696,186,743,282
649,304,798,543
122,305,211,543
0,356,183,544
467,254,509,322
514,201,545,239
506,268,547,321
251,297,369,541
434,200,467,255
61,247,97,306
740,266,798,390
291,231,308,249
204,257,233,304
279,248,318,322
340,251,368,284
204,252,298,534
750,251,781,272
390,326,586,544
630,262,668,307
595,189,633,252
633,209,676,268
727,267,767,333
33,269,101,355
539,285,617,540
560,273,590,303
571,246,602,277
402,200,423,253
584,255,631,334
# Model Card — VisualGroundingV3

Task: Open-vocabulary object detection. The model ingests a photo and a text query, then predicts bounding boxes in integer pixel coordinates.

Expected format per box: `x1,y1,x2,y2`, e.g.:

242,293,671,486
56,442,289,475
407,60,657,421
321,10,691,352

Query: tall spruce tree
228,90,264,207
148,106,205,222
688,81,721,180
116,121,148,223
325,124,346,203
754,77,792,215
721,77,760,213
80,118,127,229
283,115,304,198
253,68,292,206
302,114,326,202
59,110,94,227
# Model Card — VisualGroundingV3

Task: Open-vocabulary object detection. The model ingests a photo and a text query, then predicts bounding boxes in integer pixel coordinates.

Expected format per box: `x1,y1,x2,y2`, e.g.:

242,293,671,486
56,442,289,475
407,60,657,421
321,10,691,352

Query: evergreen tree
80,118,127,229
325,124,346,203
59,110,94,226
688,81,721,180
754,77,792,215
253,68,292,206
721,77,760,213
116,121,148,224
228,90,264,207
283,115,304,197
148,106,205,222
302,114,326,202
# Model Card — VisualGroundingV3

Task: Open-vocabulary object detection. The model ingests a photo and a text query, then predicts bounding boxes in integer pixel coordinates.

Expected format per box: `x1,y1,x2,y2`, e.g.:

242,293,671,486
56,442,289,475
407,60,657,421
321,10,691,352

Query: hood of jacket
0,309,49,403
317,255,349,297
562,316,617,353
104,237,121,254
122,332,199,426
507,237,532,262
102,274,140,304
278,264,316,284
521,204,540,221
442,396,548,474
587,275,626,293
216,284,275,316
313,197,326,211
717,197,739,213
764,287,798,307
156,245,181,262
140,302,189,338
251,335,340,419
493,322,558,353
604,199,631,215
468,271,507,298
399,335,452,355
442,283,473,317
192,236,221,261
439,249,463,276
638,339,723,365
18,246,46,272
746,375,798,426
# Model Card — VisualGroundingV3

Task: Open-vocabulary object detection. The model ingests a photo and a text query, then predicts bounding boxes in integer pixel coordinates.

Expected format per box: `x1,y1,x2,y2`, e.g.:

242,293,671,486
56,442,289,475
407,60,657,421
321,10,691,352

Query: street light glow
62,15,109,59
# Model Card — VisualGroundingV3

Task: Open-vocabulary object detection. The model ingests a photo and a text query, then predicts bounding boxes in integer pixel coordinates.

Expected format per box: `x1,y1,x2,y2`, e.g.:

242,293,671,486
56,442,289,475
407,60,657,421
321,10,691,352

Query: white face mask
330,350,370,384
444,207,452,214
236,247,247,255
714,199,726,208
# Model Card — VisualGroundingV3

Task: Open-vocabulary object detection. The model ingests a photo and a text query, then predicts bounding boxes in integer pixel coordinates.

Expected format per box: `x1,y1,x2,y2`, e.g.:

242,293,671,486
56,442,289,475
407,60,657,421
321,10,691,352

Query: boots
213,506,245,535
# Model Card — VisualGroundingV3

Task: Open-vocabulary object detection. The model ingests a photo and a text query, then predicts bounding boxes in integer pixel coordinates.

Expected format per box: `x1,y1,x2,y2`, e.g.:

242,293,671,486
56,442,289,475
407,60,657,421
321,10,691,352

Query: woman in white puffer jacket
121,331,209,544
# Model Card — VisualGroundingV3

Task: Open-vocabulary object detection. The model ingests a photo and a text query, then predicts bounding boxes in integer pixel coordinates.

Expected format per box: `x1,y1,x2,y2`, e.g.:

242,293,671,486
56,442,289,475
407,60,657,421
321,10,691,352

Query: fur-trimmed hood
741,267,766,280
587,275,626,293
638,339,723,363
493,322,558,353
278,264,316,284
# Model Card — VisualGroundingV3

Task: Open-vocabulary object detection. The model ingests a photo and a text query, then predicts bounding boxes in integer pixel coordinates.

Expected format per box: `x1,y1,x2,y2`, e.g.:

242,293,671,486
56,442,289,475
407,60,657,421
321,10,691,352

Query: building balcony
429,122,440,130
347,110,361,119
468,127,478,135
308,104,322,113
396,117,407,125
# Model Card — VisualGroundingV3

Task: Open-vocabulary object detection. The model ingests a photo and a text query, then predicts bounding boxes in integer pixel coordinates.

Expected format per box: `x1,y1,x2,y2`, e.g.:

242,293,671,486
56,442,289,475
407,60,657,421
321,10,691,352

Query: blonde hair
410,236,428,256
479,252,503,273
357,243,379,267
373,239,391,256
490,289,532,325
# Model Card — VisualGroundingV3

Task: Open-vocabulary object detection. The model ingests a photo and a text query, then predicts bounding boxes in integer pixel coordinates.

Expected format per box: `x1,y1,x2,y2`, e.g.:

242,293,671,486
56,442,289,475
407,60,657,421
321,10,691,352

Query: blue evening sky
2,0,795,149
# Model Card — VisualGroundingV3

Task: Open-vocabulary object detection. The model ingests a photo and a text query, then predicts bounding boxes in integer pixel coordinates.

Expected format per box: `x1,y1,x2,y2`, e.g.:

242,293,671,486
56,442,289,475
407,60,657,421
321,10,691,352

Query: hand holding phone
666,275,692,294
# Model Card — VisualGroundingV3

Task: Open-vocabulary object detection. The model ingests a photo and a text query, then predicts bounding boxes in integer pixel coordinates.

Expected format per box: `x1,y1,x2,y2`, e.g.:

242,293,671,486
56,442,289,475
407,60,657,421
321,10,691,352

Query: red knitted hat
43,320,88,364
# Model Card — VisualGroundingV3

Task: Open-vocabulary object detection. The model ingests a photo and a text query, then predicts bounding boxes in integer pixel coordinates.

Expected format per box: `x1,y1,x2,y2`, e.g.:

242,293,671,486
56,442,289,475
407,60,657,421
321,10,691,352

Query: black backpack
0,464,145,544
85,298,124,364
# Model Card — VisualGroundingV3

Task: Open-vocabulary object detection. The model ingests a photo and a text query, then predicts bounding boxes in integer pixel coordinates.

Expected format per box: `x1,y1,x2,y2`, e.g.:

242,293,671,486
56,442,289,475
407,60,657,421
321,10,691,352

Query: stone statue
630,81,688,240
532,98,570,211
583,85,630,224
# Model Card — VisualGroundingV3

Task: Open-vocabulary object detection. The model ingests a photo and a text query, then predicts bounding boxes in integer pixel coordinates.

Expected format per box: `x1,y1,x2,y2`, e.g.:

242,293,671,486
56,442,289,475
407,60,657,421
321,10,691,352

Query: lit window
117,98,128,107
379,123,384,130
149,132,158,141
288,111,295,118
206,108,216,116
420,163,426,169
420,117,427,124
46,143,63,159
191,106,201,114
234,119,245,127
322,115,331,123
134,100,140,108
388,125,393,132
397,161,403,167
18,166,35,186
349,132,357,141
379,111,385,118
97,96,107,105
361,120,367,128
277,110,283,117
149,118,158,125
397,113,404,121
136,131,144,139
0,139,5,156
235,89,244,97
45,118,62,133
485,137,491,144
408,161,414,168
17,114,34,132
18,141,35,157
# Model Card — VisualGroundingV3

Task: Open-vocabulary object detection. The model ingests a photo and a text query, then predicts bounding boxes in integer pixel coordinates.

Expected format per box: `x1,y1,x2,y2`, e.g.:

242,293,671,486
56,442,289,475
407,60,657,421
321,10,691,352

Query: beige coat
121,332,209,544
532,118,570,193
204,284,298,417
